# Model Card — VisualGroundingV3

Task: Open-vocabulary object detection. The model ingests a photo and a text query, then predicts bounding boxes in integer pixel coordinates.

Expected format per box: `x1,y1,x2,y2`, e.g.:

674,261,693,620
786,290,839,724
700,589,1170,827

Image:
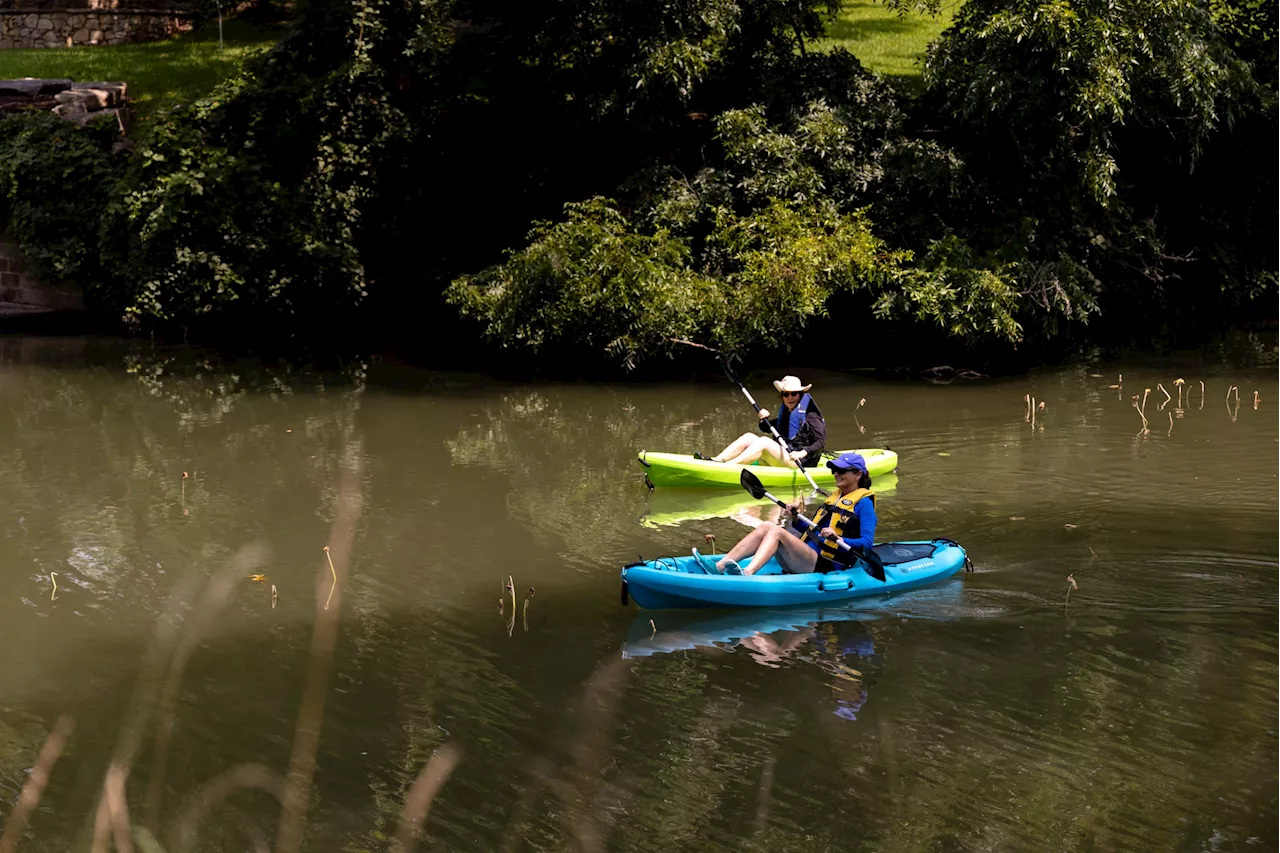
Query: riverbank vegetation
0,0,1274,371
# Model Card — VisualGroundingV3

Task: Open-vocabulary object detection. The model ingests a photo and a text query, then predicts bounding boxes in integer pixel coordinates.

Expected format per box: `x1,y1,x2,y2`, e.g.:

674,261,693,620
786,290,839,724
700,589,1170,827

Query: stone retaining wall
0,8,194,47
0,232,85,314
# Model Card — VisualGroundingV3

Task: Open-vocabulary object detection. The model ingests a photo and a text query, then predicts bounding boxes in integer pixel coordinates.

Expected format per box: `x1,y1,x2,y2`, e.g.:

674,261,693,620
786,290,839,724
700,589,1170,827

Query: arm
840,498,876,551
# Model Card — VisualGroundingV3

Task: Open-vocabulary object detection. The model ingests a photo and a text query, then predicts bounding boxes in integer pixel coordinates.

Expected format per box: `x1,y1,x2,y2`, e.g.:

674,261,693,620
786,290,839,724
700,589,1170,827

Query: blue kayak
620,539,970,610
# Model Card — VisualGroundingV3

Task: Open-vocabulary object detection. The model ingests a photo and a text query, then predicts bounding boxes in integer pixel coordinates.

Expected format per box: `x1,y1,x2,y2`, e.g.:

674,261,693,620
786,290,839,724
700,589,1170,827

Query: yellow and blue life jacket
802,487,875,562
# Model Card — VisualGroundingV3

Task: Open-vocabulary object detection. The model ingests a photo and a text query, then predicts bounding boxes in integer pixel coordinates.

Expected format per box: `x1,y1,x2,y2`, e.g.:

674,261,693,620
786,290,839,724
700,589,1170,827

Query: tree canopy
0,0,1273,368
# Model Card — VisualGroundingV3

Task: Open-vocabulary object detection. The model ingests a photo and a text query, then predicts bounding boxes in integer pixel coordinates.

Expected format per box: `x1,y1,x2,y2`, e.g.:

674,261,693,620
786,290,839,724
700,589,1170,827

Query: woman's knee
753,436,781,453
761,524,786,542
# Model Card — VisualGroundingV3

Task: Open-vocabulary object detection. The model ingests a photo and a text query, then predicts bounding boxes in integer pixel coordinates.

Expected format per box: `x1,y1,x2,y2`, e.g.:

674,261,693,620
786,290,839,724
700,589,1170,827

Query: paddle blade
739,468,767,500
720,355,743,388
861,548,887,583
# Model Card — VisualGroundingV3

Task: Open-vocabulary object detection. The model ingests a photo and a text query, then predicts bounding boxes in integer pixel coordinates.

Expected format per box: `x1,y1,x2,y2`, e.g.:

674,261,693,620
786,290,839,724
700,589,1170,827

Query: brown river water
0,334,1275,852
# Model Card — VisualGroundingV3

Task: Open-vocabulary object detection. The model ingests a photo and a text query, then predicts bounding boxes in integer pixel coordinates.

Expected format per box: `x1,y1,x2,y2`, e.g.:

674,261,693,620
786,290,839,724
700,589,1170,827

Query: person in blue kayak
707,375,826,468
697,452,876,576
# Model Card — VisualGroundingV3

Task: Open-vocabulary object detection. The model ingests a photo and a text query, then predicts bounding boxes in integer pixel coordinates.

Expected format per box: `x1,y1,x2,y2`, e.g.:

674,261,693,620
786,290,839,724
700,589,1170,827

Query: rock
54,90,95,109
64,88,112,109
39,79,73,96
51,101,86,117
76,82,127,105
0,78,72,97
37,16,54,31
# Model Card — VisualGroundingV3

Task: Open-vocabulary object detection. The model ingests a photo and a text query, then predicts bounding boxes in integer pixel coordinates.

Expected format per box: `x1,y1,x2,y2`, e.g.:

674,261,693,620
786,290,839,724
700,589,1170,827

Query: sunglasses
781,391,802,398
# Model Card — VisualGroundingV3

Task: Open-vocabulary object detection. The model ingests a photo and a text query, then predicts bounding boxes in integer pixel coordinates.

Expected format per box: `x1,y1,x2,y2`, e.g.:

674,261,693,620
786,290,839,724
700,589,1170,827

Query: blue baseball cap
826,452,867,473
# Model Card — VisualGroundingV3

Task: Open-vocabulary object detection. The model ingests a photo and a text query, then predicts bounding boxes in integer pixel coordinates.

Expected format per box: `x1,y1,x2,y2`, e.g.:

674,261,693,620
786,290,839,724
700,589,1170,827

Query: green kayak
637,448,899,489
641,473,899,528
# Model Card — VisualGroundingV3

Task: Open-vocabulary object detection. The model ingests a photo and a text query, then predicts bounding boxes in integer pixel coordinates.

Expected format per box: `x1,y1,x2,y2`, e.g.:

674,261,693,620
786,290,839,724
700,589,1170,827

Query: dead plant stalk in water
323,546,338,611
1132,397,1149,434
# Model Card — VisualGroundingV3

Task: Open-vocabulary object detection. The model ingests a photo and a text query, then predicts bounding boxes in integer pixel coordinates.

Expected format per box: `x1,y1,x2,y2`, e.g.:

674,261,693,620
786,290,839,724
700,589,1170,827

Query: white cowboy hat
772,375,812,394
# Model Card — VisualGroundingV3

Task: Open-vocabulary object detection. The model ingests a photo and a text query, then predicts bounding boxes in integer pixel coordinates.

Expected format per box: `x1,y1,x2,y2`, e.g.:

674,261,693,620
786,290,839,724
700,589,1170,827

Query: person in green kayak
695,452,876,576
707,375,826,469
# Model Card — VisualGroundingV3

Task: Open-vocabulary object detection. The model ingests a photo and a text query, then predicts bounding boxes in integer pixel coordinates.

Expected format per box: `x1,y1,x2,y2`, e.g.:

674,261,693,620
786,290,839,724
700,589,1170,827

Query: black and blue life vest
778,393,813,442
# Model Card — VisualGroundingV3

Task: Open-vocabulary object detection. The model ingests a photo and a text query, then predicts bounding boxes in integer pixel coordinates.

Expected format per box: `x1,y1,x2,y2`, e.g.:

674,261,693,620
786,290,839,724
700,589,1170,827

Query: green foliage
926,0,1254,205
0,112,119,288
96,72,373,327
876,235,1025,342
447,198,718,367
449,141,1033,365
91,0,454,331
448,195,915,365
920,0,1275,333
448,51,1043,366
0,0,1272,364
1210,0,1278,91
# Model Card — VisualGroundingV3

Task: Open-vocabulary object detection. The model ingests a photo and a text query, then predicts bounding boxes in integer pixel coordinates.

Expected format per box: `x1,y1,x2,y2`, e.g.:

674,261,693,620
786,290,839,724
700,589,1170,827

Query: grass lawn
0,19,283,121
814,0,959,90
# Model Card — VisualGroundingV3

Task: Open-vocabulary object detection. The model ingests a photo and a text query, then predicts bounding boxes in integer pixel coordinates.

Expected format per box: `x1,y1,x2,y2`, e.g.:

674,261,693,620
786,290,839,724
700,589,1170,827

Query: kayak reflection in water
695,452,877,576
708,375,826,469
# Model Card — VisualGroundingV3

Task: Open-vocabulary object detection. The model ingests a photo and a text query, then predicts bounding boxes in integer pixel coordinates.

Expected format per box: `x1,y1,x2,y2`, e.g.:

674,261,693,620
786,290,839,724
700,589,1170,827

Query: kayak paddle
720,356,829,497
739,468,886,582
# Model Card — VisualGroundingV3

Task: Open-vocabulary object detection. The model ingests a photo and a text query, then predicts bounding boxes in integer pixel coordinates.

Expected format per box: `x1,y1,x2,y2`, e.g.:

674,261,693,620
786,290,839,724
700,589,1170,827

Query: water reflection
639,473,900,529
0,338,1275,851
623,608,879,723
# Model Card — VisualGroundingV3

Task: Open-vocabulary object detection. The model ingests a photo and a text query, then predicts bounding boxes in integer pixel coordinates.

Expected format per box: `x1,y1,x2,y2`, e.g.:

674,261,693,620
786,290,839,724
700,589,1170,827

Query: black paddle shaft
738,469,886,582
720,358,828,497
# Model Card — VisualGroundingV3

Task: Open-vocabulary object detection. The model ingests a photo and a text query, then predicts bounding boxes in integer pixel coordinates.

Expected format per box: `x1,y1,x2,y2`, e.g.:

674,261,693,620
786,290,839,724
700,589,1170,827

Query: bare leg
712,432,759,462
725,436,789,466
742,525,820,575
762,439,801,469
720,524,771,565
